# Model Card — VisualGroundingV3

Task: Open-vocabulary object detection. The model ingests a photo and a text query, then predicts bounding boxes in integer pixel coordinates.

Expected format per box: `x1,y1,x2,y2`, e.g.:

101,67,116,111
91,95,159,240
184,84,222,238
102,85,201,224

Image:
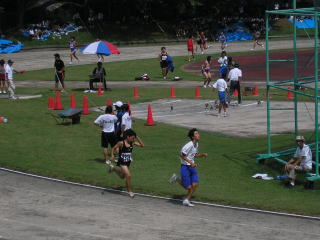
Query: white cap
296,136,305,141
142,73,148,77
113,101,123,107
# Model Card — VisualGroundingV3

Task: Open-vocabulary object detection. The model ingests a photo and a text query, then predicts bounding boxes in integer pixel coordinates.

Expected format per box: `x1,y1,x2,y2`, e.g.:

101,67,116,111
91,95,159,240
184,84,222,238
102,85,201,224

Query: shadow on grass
166,194,184,205
92,158,105,164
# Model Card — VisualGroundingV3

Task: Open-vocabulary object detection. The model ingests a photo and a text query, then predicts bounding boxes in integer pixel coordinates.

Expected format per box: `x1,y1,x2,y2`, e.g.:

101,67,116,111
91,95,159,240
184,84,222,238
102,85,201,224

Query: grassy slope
0,87,319,215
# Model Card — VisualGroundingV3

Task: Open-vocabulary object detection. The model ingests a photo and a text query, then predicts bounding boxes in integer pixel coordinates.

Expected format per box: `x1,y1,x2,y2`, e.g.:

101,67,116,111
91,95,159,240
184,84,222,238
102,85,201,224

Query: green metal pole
293,1,298,137
315,13,319,177
266,13,271,154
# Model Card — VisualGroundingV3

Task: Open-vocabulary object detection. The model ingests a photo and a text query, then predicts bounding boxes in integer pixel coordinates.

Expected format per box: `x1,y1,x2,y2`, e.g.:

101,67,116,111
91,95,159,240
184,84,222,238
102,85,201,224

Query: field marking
1,167,319,221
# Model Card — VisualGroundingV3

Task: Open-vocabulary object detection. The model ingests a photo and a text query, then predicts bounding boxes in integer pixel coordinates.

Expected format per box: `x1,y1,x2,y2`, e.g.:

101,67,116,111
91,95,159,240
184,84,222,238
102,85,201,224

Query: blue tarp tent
0,39,23,53
217,22,253,42
288,17,315,28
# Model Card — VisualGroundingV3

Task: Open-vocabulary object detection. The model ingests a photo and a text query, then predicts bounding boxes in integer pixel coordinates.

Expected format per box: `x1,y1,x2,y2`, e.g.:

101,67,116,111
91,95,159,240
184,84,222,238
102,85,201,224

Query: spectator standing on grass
113,101,124,140
228,62,242,104
285,136,312,188
0,59,6,94
108,129,144,198
187,35,195,62
218,51,228,77
201,56,212,88
121,104,132,137
159,47,169,79
5,60,20,99
169,128,208,207
94,105,118,164
213,72,228,117
54,53,65,92
69,36,79,64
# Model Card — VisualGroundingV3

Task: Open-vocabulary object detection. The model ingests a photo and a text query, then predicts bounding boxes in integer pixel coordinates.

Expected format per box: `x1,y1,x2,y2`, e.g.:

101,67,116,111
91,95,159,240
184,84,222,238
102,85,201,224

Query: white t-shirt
180,141,198,165
228,68,242,81
294,144,312,169
94,114,117,133
122,112,132,131
5,64,13,80
218,56,228,67
213,78,227,92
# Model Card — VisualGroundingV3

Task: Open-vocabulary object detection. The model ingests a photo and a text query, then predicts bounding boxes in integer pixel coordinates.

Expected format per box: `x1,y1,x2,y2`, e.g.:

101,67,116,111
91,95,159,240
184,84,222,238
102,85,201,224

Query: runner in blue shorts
169,128,208,207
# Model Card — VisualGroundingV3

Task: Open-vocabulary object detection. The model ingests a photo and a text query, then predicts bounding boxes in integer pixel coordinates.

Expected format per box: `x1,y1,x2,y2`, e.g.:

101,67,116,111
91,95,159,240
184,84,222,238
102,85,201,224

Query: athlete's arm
195,153,208,158
134,136,144,147
180,153,196,167
111,141,122,161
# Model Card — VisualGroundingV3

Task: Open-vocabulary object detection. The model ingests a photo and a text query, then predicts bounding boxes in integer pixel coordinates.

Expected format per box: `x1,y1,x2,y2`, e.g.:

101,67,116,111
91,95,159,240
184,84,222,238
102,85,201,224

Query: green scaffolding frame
256,1,320,181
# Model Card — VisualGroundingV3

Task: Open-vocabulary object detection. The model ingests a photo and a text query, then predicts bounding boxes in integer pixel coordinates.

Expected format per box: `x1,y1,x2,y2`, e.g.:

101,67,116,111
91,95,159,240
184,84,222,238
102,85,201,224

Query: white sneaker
0,90,2,94
69,62,73,64
201,51,204,54
105,160,114,173
182,199,194,207
9,96,17,100
203,85,207,88
169,173,178,184
163,76,167,80
128,192,135,198
3,90,6,94
223,112,227,117
250,49,254,51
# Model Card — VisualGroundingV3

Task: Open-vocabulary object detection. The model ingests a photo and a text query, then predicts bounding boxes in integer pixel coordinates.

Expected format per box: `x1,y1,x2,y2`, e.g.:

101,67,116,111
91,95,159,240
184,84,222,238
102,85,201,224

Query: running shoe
3,90,6,94
182,199,194,207
169,173,178,184
128,192,135,198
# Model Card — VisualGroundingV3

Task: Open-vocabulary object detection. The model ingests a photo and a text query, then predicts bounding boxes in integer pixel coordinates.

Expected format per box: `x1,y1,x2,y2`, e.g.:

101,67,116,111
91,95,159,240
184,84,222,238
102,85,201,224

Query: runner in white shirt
213,72,228,117
94,106,118,163
285,136,313,187
169,128,208,207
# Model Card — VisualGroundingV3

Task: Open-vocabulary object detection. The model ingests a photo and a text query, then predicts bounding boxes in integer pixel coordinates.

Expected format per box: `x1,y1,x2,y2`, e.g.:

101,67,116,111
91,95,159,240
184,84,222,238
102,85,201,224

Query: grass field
0,86,319,215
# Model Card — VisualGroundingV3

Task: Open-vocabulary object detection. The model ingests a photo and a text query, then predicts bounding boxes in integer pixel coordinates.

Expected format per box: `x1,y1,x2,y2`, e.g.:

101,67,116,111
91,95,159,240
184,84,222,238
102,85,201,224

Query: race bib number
121,153,132,162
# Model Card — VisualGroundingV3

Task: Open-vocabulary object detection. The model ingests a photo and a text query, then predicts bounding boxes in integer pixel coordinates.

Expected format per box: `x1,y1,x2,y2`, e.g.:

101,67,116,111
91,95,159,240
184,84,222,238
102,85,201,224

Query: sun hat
113,101,123,107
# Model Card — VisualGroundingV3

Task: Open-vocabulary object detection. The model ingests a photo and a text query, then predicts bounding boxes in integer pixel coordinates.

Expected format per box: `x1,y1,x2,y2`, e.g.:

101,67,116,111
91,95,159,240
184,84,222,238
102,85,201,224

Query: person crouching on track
108,129,144,198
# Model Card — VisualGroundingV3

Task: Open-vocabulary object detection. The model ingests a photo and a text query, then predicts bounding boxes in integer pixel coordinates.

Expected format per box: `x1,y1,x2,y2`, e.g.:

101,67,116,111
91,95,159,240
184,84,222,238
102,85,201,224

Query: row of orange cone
48,91,114,115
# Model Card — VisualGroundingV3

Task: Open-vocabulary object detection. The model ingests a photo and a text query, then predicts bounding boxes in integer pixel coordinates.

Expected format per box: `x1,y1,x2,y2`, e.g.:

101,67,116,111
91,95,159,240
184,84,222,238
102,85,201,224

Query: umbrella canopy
81,41,120,56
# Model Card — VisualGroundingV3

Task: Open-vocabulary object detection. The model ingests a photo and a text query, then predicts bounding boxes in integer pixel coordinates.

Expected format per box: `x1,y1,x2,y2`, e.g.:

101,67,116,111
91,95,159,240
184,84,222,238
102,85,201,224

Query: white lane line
1,167,319,221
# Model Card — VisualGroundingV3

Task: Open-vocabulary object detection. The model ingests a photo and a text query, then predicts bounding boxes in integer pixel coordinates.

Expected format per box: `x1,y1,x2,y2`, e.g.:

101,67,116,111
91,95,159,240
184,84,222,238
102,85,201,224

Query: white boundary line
1,167,319,221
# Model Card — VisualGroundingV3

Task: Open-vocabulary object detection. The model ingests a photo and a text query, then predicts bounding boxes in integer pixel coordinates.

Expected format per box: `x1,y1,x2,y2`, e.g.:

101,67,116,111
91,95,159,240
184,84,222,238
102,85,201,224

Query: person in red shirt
187,35,195,62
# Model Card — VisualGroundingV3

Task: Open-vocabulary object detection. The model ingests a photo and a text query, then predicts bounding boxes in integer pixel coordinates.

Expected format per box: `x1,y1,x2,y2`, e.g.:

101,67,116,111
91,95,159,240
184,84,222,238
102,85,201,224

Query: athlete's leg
120,165,132,192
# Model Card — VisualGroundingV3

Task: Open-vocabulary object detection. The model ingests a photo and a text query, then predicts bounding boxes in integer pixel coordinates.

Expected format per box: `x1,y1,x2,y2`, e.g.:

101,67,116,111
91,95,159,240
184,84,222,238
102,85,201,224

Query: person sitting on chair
89,62,106,90
285,136,312,188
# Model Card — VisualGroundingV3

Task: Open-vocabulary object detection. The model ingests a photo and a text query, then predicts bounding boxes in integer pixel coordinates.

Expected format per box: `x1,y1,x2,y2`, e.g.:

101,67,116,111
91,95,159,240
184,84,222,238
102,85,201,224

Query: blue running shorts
180,165,199,187
218,91,226,103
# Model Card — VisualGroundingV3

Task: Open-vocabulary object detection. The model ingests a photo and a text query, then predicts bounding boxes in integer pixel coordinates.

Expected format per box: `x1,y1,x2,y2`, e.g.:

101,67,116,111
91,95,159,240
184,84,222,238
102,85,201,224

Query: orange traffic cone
48,96,54,109
253,86,259,96
82,96,90,115
145,104,156,126
287,87,293,100
54,91,63,110
133,87,139,98
195,87,202,98
234,89,239,97
70,93,76,108
107,98,112,106
97,86,103,96
170,87,176,98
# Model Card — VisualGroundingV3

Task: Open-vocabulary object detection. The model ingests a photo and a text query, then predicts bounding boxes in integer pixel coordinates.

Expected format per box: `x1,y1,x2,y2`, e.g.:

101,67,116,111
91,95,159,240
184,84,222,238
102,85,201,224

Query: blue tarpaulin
288,17,315,28
217,22,253,42
0,39,23,53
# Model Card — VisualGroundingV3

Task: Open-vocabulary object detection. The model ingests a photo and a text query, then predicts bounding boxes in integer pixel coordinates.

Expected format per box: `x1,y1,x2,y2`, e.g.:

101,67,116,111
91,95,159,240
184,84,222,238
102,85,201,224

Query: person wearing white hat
113,101,124,140
285,136,312,187
5,60,20,99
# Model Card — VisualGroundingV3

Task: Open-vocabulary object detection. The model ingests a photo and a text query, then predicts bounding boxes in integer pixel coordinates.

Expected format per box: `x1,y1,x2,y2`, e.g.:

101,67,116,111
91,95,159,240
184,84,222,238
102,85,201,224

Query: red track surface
184,49,318,82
